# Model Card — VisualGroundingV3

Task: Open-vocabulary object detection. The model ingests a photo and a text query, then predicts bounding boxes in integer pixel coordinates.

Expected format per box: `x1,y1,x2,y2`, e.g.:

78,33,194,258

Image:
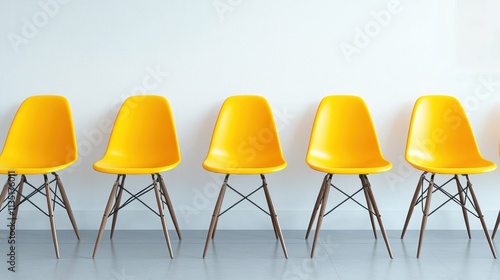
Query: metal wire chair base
401,172,496,258
202,174,288,259
0,172,79,258
305,173,393,258
92,173,181,259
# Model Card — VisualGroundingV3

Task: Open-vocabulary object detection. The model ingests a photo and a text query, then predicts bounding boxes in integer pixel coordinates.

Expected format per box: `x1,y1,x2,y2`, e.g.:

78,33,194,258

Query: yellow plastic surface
405,95,496,174
0,95,77,175
94,95,181,174
202,95,286,174
306,95,392,174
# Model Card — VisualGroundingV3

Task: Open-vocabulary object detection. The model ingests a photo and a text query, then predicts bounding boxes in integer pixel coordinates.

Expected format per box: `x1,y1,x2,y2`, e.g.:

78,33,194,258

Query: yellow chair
0,95,80,258
401,95,496,258
305,95,393,258
92,95,181,259
202,95,288,258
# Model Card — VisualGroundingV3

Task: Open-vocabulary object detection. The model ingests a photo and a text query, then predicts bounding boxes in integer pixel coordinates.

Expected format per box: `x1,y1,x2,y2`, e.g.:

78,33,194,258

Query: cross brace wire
323,183,375,217
416,175,479,218
107,175,170,218
217,184,271,217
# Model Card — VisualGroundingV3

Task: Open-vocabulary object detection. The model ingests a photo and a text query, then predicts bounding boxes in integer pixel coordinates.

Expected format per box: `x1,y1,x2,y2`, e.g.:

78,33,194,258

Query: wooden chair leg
54,173,80,240
210,210,220,239
454,175,471,239
311,174,332,258
262,175,279,239
261,175,288,258
492,210,500,239
110,175,126,239
466,175,496,258
158,174,182,240
152,175,173,259
211,182,227,240
362,175,393,259
0,178,11,210
305,175,327,239
417,174,435,258
401,172,426,239
203,175,229,258
361,175,377,240
266,202,279,240
11,175,25,226
92,176,120,258
44,174,60,259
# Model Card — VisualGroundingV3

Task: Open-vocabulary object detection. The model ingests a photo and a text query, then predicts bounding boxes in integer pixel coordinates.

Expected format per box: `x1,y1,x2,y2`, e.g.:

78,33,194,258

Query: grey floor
0,229,499,280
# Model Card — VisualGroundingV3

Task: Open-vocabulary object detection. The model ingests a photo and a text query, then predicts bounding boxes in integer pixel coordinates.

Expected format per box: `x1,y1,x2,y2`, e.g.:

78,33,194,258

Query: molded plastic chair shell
405,95,495,174
203,95,286,174
0,95,77,174
306,95,392,174
93,95,181,174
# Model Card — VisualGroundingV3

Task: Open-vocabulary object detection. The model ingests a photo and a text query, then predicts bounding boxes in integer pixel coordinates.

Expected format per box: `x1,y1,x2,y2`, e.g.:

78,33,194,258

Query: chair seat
407,158,496,174
306,156,392,174
0,159,71,175
93,158,179,175
202,158,286,174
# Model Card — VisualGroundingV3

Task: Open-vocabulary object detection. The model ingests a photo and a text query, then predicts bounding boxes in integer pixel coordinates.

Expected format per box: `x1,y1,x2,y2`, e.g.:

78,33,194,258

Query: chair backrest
204,95,285,168
103,95,181,167
0,95,77,170
306,95,385,167
406,95,482,167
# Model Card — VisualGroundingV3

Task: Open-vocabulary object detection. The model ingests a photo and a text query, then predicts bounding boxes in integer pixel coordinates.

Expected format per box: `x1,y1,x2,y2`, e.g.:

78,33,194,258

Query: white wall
1,0,500,231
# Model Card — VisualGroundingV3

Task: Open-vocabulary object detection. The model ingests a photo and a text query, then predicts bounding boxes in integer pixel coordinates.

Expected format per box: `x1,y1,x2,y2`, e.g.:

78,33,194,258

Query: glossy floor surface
0,230,499,280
